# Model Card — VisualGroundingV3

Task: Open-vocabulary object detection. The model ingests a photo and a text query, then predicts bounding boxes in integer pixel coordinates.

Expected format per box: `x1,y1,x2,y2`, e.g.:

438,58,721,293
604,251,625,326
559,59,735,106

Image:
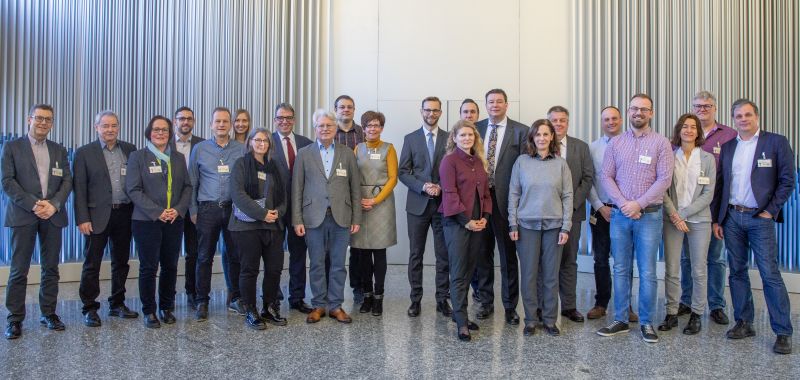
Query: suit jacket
291,141,362,228
711,130,796,224
563,135,594,222
125,147,192,221
476,118,529,218
398,127,449,216
1,136,72,228
663,149,716,223
272,131,313,226
73,139,137,233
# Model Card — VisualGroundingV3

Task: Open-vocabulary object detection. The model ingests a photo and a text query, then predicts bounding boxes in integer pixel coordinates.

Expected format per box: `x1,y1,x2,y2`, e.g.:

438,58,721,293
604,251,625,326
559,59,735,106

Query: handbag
233,198,265,222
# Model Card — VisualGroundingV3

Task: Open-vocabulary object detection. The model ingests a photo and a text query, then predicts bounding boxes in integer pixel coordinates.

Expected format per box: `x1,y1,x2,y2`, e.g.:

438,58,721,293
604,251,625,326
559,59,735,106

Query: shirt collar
318,140,334,150
736,128,760,142
534,151,556,160
175,133,192,143
489,117,508,128
422,126,438,137
99,139,117,150
27,133,46,146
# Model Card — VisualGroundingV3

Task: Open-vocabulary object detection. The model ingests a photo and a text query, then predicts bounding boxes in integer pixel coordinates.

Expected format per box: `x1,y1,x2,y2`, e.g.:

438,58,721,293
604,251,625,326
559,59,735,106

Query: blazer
475,118,529,218
663,149,716,223
711,130,796,224
272,131,313,226
438,148,492,220
563,135,594,222
227,155,287,232
1,136,72,228
398,127,449,216
291,141,362,229
73,139,137,233
125,147,192,222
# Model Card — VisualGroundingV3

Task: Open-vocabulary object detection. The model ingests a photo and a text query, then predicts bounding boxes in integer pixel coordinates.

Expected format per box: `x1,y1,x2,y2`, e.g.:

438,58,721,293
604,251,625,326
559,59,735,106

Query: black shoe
196,303,209,321
407,301,421,317
437,300,453,317
289,301,314,314
360,295,374,314
143,313,161,329
658,314,678,331
641,324,659,343
158,310,176,324
246,305,267,330
353,288,365,304
261,303,288,326
543,324,561,336
597,321,630,337
83,310,102,327
683,313,702,335
677,303,691,316
372,296,383,316
710,308,730,325
228,299,246,316
505,309,520,325
457,326,471,342
726,320,756,339
39,314,65,331
774,335,792,354
109,304,139,319
187,294,197,310
523,324,536,336
561,309,584,323
476,304,494,320
5,321,22,339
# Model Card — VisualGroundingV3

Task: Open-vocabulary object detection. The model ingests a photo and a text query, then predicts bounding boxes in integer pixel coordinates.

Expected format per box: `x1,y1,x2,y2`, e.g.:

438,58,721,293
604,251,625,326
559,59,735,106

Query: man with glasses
271,103,313,313
3,104,73,339
597,94,673,343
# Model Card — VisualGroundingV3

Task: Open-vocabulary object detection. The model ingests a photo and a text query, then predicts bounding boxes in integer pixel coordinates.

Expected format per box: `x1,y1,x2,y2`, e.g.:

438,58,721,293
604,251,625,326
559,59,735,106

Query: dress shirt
335,123,364,150
319,141,335,178
279,132,297,165
483,117,508,176
587,135,614,209
189,138,245,215
420,126,439,192
100,140,130,204
174,134,193,169
701,122,737,167
673,147,701,211
559,137,568,159
729,130,760,208
28,134,50,197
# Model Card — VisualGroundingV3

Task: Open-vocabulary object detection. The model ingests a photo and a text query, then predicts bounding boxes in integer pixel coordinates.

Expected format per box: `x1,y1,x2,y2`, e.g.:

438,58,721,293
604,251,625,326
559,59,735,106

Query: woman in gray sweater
508,119,573,337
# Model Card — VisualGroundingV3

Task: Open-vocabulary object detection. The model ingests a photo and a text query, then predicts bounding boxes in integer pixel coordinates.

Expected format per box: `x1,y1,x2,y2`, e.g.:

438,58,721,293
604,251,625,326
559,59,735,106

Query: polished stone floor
1,266,799,379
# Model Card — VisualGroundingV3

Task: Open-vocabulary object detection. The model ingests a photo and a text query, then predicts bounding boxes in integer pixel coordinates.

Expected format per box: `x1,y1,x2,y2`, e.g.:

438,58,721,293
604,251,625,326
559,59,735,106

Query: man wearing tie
3,104,73,339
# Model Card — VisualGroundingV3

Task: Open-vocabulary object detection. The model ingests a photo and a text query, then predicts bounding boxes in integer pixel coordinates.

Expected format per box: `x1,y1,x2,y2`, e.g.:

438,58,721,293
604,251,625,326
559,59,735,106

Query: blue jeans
723,209,792,336
305,214,350,311
610,208,661,325
680,233,727,310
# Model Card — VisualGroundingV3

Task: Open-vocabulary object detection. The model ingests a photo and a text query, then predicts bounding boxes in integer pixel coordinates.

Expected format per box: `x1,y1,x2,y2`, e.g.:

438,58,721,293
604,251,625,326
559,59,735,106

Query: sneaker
597,321,630,337
641,324,659,343
228,299,246,316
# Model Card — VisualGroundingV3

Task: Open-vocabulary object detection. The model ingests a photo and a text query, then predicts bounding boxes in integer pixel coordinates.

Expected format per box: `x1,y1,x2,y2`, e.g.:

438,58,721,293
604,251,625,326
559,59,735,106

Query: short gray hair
94,110,119,125
693,91,717,104
312,109,336,126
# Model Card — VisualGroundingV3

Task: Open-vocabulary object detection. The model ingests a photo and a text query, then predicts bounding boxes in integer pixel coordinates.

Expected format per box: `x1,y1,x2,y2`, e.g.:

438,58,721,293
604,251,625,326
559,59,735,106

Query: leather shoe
677,303,691,316
261,303,288,326
587,306,607,319
328,308,352,324
39,314,65,331
773,335,792,354
476,304,494,320
83,310,102,327
629,306,639,323
372,296,383,316
306,307,326,324
726,320,756,339
710,308,730,325
290,301,314,314
457,326,471,342
657,314,678,331
360,295,374,314
451,318,480,331
543,324,561,336
143,313,161,329
5,321,22,339
523,324,536,336
407,302,421,317
187,293,197,310
561,309,584,323
683,312,701,335
196,303,209,321
158,310,176,324
109,304,139,319
505,309,520,325
437,300,453,317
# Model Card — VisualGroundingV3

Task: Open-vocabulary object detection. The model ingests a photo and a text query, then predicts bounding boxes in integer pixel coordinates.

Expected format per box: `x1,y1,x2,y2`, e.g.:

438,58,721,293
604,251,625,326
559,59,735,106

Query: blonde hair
445,120,488,171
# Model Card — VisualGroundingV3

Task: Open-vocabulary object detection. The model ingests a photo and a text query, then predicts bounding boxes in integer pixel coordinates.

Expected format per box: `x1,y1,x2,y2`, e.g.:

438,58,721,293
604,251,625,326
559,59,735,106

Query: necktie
487,125,498,187
285,136,295,172
427,132,435,165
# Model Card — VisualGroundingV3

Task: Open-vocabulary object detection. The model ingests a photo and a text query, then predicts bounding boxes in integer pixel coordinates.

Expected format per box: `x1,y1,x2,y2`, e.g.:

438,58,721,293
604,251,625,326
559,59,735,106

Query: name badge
149,165,163,174
638,155,652,165
257,172,266,180
217,165,230,173
757,159,772,168
336,168,347,177
369,153,381,160
589,215,598,225
51,167,63,177
121,167,127,176
697,176,710,185
712,146,721,154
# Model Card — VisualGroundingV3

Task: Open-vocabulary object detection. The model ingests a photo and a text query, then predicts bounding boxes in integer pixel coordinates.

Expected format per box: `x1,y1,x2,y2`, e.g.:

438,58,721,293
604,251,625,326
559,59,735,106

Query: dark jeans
5,220,62,322
235,229,284,307
444,217,483,327
724,209,792,336
132,219,183,315
478,189,519,310
589,208,612,308
406,201,450,302
285,224,308,303
353,248,387,295
183,210,199,297
79,204,134,313
195,202,240,303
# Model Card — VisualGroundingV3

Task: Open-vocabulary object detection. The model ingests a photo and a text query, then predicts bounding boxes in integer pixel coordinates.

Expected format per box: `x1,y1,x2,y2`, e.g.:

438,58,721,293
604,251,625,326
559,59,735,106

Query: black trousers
79,204,134,313
132,219,183,315
353,248,387,295
407,201,450,302
183,210,199,297
349,248,363,292
589,208,612,308
195,202,240,303
477,189,519,310
235,229,285,307
5,220,62,322
285,224,308,303
444,217,483,327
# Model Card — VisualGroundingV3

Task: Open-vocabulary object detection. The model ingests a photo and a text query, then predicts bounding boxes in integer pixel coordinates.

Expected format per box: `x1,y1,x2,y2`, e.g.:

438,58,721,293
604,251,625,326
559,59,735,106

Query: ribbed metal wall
0,0,328,264
571,0,799,271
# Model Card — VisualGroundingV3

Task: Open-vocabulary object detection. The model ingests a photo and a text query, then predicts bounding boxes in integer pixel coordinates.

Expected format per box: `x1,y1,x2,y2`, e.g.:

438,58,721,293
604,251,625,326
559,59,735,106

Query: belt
730,204,758,212
199,200,232,208
611,204,662,214
603,202,614,208
110,203,130,209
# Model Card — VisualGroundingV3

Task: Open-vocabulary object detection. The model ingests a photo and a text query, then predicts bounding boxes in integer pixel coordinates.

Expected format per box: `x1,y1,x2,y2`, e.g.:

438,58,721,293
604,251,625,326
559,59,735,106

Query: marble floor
1,266,799,379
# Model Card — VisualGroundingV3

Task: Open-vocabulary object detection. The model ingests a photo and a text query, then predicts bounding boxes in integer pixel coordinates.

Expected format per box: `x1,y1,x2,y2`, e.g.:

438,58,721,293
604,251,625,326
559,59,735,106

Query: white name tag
51,168,63,177
697,176,710,185
217,165,230,173
712,146,721,154
257,172,266,180
121,167,127,176
336,168,347,177
370,153,381,160
757,159,772,168
638,155,652,165
149,165,163,174
589,215,598,225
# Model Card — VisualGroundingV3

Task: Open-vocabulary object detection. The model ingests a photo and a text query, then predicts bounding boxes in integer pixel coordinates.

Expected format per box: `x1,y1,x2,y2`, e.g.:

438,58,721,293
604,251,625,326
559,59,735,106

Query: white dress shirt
483,117,508,175
729,130,760,208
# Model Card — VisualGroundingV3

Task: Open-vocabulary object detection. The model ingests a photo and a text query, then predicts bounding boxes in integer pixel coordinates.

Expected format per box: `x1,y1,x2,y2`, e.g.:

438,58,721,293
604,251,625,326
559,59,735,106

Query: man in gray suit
398,96,452,318
2,104,73,339
475,88,528,325
74,110,139,327
546,106,594,323
292,109,361,324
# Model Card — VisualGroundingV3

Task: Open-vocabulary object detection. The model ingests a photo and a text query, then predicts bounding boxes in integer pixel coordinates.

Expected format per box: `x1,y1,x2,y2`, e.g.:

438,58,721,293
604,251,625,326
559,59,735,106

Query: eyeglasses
98,124,119,129
422,109,442,114
628,106,652,113
251,138,270,144
274,116,294,122
692,104,714,111
336,105,354,111
315,124,336,130
175,116,194,122
31,116,54,124
151,128,170,134
365,123,383,128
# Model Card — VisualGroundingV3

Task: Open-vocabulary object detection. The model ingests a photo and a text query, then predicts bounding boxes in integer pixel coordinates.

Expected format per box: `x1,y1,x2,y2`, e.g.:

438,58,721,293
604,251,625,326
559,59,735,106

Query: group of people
1,89,794,354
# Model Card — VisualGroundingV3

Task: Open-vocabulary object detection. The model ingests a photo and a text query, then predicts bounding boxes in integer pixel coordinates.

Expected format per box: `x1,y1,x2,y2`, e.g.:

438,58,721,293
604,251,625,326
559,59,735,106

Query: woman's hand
669,211,682,225
674,220,690,233
361,198,375,211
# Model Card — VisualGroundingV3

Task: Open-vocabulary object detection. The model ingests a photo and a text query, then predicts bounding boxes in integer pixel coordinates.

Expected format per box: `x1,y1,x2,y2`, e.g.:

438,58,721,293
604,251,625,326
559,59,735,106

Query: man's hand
265,209,279,223
558,232,569,245
712,223,724,240
78,222,93,235
190,214,197,224
350,224,360,234
34,200,56,219
295,224,305,236
598,205,612,222
758,211,773,219
620,201,641,218
509,231,518,241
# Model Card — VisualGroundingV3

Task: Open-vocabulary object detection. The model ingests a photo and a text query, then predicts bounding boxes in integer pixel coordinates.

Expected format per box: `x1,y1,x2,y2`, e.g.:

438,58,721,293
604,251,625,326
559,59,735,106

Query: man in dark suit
171,106,204,309
271,103,313,313
398,96,452,317
2,104,73,339
73,110,139,327
711,98,795,355
546,106,593,323
475,88,528,325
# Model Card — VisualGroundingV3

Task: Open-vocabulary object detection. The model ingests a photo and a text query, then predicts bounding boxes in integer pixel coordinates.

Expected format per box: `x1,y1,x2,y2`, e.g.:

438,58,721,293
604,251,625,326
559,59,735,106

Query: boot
360,293,374,314
371,294,383,316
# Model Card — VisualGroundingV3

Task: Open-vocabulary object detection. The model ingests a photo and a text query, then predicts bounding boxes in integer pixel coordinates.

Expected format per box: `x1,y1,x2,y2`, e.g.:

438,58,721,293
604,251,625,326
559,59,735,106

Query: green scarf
146,141,172,208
